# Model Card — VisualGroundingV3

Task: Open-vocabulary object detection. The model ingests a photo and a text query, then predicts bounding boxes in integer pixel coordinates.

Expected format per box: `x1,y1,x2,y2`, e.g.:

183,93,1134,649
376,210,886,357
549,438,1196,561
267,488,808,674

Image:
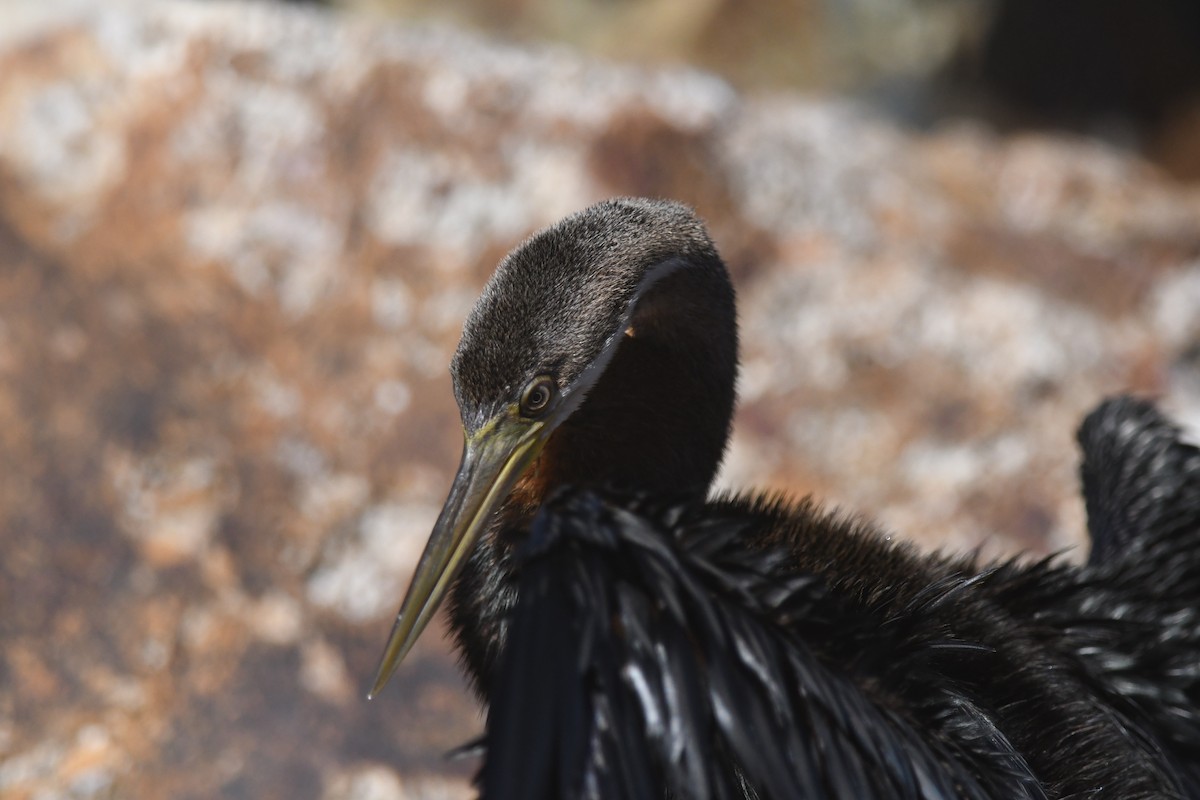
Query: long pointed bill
368,414,549,698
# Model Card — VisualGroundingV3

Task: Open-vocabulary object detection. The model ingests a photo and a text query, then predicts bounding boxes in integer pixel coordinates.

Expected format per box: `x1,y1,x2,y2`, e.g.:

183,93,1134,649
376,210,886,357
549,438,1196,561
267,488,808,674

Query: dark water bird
369,198,1200,798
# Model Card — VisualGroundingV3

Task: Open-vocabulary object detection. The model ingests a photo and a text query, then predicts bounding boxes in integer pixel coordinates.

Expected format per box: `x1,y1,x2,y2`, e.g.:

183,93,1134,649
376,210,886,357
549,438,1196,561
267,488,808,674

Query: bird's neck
543,264,739,498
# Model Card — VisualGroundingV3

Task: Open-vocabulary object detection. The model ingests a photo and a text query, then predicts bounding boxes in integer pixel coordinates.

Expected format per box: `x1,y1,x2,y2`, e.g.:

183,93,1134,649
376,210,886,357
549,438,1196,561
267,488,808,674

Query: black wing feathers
1079,395,1200,564
481,492,1039,799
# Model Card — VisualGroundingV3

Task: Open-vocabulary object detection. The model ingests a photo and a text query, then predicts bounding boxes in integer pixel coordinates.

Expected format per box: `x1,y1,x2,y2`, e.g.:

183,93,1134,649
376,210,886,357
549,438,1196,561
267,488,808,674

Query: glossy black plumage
368,198,1200,798
481,398,1200,799
1079,395,1200,565
485,491,1035,800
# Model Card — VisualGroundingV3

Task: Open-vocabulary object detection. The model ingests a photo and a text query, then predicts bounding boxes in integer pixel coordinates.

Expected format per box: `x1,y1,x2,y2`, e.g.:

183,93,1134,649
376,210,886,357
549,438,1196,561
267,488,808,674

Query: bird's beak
368,412,549,698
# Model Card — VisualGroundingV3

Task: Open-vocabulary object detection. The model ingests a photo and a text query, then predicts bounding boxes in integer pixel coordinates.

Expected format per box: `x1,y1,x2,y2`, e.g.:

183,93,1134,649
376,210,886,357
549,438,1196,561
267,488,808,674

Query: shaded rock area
937,0,1200,182
1,2,1199,798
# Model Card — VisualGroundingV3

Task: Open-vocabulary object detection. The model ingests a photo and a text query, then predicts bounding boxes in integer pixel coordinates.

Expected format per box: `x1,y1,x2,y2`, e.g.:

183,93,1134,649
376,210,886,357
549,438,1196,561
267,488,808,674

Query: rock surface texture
2,2,1199,798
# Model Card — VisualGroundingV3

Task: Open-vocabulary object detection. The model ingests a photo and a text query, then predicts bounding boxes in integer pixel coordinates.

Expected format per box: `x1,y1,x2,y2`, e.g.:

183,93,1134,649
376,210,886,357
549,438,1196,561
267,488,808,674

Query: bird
368,197,1200,798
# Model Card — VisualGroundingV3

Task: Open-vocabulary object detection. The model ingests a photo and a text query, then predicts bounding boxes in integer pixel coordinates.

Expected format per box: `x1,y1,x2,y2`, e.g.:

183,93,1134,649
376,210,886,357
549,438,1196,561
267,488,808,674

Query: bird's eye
520,376,557,418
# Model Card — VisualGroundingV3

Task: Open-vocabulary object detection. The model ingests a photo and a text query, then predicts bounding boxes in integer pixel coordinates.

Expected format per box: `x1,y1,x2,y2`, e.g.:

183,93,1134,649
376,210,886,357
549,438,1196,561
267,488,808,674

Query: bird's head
369,198,737,696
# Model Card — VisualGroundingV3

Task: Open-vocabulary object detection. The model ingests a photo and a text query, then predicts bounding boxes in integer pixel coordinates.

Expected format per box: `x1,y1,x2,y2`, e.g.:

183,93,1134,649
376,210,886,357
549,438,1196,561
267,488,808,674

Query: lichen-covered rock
1,2,1198,798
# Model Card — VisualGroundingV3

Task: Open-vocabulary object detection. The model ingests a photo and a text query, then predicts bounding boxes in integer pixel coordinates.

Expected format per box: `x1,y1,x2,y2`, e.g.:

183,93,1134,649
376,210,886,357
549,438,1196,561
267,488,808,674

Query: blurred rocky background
1,1,1198,798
